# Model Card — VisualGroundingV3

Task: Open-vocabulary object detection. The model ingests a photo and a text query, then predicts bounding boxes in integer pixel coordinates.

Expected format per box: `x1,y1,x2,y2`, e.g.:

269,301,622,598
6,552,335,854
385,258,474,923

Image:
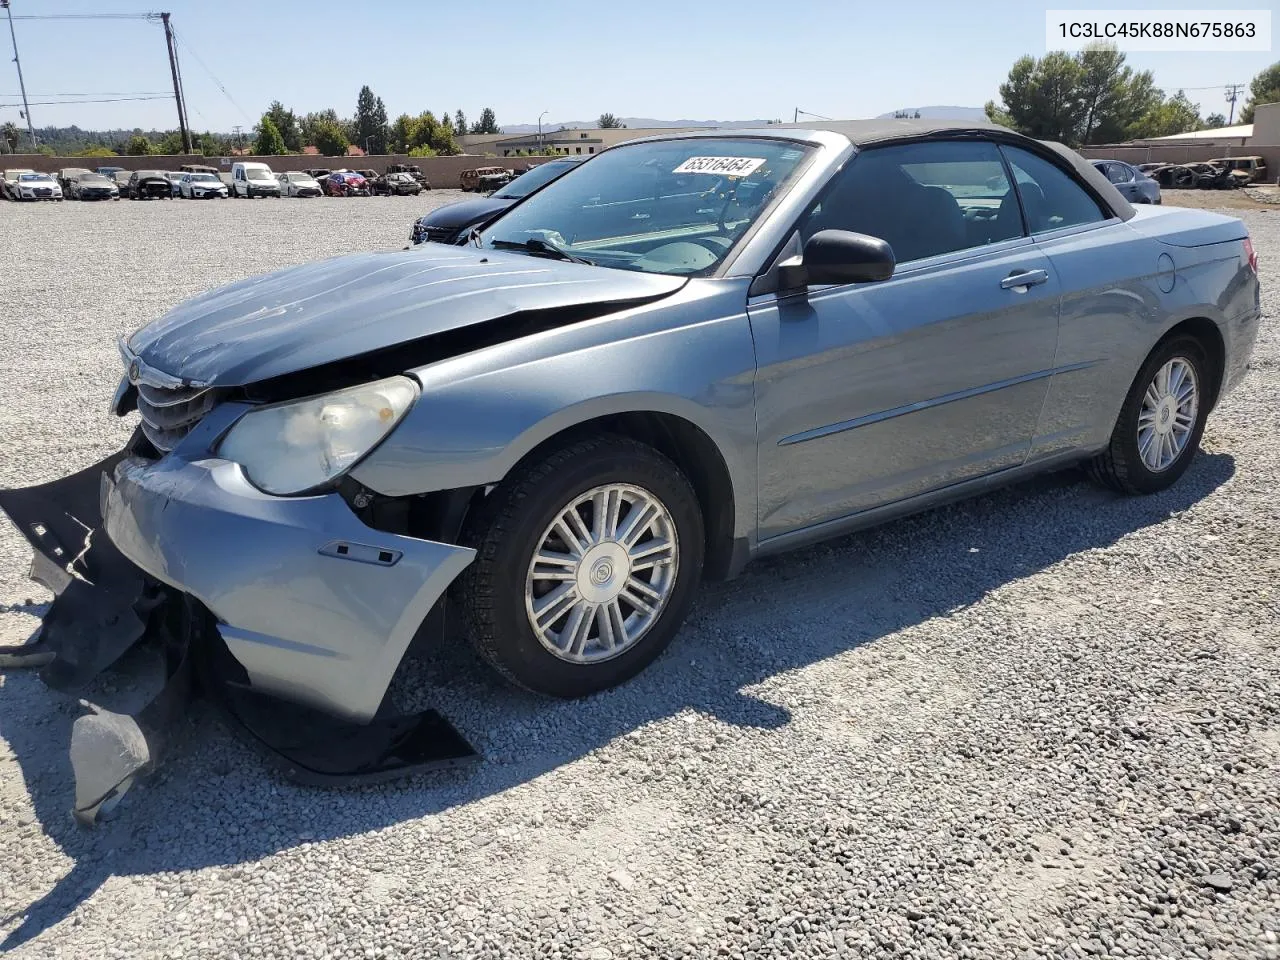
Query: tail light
1243,236,1257,274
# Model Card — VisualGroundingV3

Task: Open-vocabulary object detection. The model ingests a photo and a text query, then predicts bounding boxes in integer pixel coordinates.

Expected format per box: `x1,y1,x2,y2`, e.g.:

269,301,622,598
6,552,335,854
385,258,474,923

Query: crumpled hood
126,244,686,387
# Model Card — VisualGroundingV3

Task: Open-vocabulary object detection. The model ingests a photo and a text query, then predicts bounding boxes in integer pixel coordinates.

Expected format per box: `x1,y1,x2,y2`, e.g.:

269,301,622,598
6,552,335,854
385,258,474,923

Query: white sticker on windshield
672,156,767,177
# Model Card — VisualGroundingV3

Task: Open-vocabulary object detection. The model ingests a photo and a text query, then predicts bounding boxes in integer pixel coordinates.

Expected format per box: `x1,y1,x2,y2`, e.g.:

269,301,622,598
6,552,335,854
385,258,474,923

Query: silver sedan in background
1092,159,1162,204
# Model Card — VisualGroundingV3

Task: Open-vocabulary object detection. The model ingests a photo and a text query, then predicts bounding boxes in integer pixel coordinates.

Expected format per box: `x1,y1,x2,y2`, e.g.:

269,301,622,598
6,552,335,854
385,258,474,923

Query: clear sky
2,0,1273,134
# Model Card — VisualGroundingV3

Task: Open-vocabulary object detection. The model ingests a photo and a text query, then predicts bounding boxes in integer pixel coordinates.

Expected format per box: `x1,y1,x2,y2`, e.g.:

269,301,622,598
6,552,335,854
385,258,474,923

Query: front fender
349,279,759,540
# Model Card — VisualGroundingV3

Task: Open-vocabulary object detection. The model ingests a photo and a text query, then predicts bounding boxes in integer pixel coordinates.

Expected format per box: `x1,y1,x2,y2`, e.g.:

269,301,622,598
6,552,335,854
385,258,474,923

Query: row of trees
250,88,503,157
986,46,1278,146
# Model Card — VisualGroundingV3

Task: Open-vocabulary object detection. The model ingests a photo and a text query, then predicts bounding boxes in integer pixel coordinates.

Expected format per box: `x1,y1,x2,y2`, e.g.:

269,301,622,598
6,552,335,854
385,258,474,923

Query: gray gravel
0,197,1277,960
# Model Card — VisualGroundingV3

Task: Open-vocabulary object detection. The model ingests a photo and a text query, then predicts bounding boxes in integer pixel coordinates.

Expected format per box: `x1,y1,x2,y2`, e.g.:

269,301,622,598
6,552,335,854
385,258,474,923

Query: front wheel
456,436,704,698
1088,335,1211,494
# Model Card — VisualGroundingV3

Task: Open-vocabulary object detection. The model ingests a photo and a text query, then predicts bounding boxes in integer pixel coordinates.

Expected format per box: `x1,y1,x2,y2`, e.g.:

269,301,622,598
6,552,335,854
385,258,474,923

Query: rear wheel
1088,335,1211,494
456,436,704,698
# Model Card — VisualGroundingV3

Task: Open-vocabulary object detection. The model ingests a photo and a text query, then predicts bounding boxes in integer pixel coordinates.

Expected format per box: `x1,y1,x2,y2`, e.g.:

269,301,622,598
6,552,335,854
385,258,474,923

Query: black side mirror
777,229,895,289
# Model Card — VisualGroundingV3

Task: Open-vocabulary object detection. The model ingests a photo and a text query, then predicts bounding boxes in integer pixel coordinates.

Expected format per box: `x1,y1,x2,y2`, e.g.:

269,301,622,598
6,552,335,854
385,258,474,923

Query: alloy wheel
524,483,679,664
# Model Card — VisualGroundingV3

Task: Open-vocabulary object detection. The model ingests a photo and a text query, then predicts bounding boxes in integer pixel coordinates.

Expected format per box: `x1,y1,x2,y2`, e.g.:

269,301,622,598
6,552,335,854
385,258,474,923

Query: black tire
1088,334,1211,495
455,435,705,698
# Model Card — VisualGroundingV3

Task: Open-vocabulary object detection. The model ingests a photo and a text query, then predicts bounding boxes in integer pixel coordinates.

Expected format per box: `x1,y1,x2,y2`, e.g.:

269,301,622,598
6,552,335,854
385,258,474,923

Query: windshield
80,175,108,184
20,174,51,182
190,174,218,182
246,169,272,180
477,138,810,276
494,161,579,199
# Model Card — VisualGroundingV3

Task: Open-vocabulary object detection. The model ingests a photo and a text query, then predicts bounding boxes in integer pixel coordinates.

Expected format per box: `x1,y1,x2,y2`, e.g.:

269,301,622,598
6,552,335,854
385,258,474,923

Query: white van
231,161,281,199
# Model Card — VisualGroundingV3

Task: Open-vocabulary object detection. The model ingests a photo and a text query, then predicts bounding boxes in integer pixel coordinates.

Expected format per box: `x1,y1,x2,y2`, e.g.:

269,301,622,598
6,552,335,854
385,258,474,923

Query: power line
8,12,155,20
0,91,171,97
1224,83,1246,124
1,95,172,107
171,28,252,124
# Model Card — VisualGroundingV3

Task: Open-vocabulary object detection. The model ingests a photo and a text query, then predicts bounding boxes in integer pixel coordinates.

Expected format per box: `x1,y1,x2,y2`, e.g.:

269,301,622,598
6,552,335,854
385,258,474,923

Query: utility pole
160,13,192,153
2,0,36,149
232,125,243,151
1225,83,1245,125
538,110,547,153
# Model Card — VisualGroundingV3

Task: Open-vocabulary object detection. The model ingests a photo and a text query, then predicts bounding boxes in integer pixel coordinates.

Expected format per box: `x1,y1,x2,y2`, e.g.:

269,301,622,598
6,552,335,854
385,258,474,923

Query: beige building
460,126,709,158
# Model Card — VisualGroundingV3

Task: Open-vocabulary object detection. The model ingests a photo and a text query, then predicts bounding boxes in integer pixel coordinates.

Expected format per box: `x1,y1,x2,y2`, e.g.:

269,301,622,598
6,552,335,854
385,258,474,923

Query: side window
1001,145,1106,234
1105,162,1132,184
799,140,1025,264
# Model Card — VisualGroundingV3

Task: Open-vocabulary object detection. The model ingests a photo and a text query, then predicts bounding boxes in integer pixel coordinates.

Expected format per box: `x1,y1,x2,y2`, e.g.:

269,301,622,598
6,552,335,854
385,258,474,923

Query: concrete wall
0,153,558,188
1253,102,1280,146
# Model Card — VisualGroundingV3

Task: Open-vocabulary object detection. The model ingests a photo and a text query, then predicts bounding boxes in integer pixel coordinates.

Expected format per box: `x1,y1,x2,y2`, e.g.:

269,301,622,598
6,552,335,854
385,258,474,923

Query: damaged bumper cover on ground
0,433,480,824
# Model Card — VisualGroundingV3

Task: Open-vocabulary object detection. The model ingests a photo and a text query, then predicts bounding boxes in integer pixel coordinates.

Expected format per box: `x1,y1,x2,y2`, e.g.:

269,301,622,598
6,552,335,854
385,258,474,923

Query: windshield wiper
490,237,594,265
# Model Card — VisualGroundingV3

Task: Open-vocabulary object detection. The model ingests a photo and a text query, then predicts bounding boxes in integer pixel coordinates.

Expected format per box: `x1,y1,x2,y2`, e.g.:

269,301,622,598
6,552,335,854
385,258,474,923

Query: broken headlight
218,376,419,495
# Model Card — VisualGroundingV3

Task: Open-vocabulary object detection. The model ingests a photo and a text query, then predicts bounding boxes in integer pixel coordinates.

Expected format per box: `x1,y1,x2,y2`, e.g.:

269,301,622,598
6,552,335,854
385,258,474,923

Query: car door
1103,162,1140,201
750,139,1062,540
998,144,1153,462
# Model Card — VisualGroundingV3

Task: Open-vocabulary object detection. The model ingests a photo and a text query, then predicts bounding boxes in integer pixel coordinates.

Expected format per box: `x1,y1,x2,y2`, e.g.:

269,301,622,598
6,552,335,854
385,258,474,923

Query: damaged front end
0,436,478,826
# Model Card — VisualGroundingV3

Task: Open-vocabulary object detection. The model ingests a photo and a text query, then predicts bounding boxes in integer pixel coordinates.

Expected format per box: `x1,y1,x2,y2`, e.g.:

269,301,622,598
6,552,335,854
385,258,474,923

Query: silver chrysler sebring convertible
0,120,1261,819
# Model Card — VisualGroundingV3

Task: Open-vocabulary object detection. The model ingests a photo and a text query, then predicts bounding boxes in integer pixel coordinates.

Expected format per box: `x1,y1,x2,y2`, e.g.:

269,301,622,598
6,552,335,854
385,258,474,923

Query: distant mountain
877,106,988,121
499,117,775,134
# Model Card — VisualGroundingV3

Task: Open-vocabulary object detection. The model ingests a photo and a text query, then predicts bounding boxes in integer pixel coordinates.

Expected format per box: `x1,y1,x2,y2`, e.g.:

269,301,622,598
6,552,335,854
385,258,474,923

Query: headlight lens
218,376,418,495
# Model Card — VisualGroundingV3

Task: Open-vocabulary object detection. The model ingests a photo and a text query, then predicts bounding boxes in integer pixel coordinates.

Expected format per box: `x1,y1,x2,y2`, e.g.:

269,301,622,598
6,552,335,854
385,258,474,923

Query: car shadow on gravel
0,452,1236,949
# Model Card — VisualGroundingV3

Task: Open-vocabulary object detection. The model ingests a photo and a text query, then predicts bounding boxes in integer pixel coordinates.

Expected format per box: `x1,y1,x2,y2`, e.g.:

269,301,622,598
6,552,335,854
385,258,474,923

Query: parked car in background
1091,159,1161,204
95,165,126,180
277,171,323,197
218,172,235,193
1208,156,1267,185
324,170,369,196
386,163,430,189
304,168,332,182
460,165,515,192
179,163,220,176
69,173,120,201
3,168,35,200
355,168,379,183
232,161,281,198
57,167,94,194
410,156,586,245
12,172,63,201
179,172,229,199
112,170,134,195
128,170,173,200
162,171,184,197
374,172,423,196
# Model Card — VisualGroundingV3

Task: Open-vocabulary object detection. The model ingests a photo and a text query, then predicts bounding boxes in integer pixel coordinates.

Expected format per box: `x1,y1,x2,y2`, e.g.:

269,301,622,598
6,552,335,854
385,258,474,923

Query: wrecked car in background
0,120,1261,823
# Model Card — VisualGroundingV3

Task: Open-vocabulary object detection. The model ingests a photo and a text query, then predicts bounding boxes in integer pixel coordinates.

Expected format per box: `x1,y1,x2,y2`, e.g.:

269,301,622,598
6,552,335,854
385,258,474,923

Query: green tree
598,113,622,128
410,111,439,151
1075,44,1131,144
125,133,156,155
1,121,18,153
1138,90,1204,138
389,113,417,153
1203,112,1227,128
454,110,467,139
300,108,341,146
1239,61,1280,124
368,97,389,154
407,144,438,158
312,120,350,156
254,117,287,155
472,107,500,134
990,52,1086,144
156,130,185,154
74,144,118,158
263,101,303,152
354,85,387,154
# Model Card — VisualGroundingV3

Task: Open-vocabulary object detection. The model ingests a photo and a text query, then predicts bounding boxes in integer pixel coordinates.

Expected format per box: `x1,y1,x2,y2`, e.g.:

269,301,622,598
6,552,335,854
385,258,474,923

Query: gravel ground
0,198,1277,960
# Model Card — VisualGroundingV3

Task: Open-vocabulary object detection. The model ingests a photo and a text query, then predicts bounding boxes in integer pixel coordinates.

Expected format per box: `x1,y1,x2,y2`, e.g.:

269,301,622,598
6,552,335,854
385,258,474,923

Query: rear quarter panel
1031,209,1254,459
350,278,759,541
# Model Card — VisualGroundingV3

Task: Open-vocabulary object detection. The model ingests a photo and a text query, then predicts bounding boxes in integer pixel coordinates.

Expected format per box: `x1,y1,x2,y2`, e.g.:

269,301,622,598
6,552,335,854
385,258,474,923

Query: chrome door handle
1000,269,1050,290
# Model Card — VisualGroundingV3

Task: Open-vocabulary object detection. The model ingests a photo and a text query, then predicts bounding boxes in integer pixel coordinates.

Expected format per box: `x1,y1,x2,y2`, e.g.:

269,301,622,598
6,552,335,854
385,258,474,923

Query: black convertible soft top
638,118,1137,224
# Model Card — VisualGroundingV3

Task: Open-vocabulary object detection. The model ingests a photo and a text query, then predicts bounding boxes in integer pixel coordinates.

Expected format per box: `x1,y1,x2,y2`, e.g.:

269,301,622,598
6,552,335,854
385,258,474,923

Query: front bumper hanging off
0,443,479,825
